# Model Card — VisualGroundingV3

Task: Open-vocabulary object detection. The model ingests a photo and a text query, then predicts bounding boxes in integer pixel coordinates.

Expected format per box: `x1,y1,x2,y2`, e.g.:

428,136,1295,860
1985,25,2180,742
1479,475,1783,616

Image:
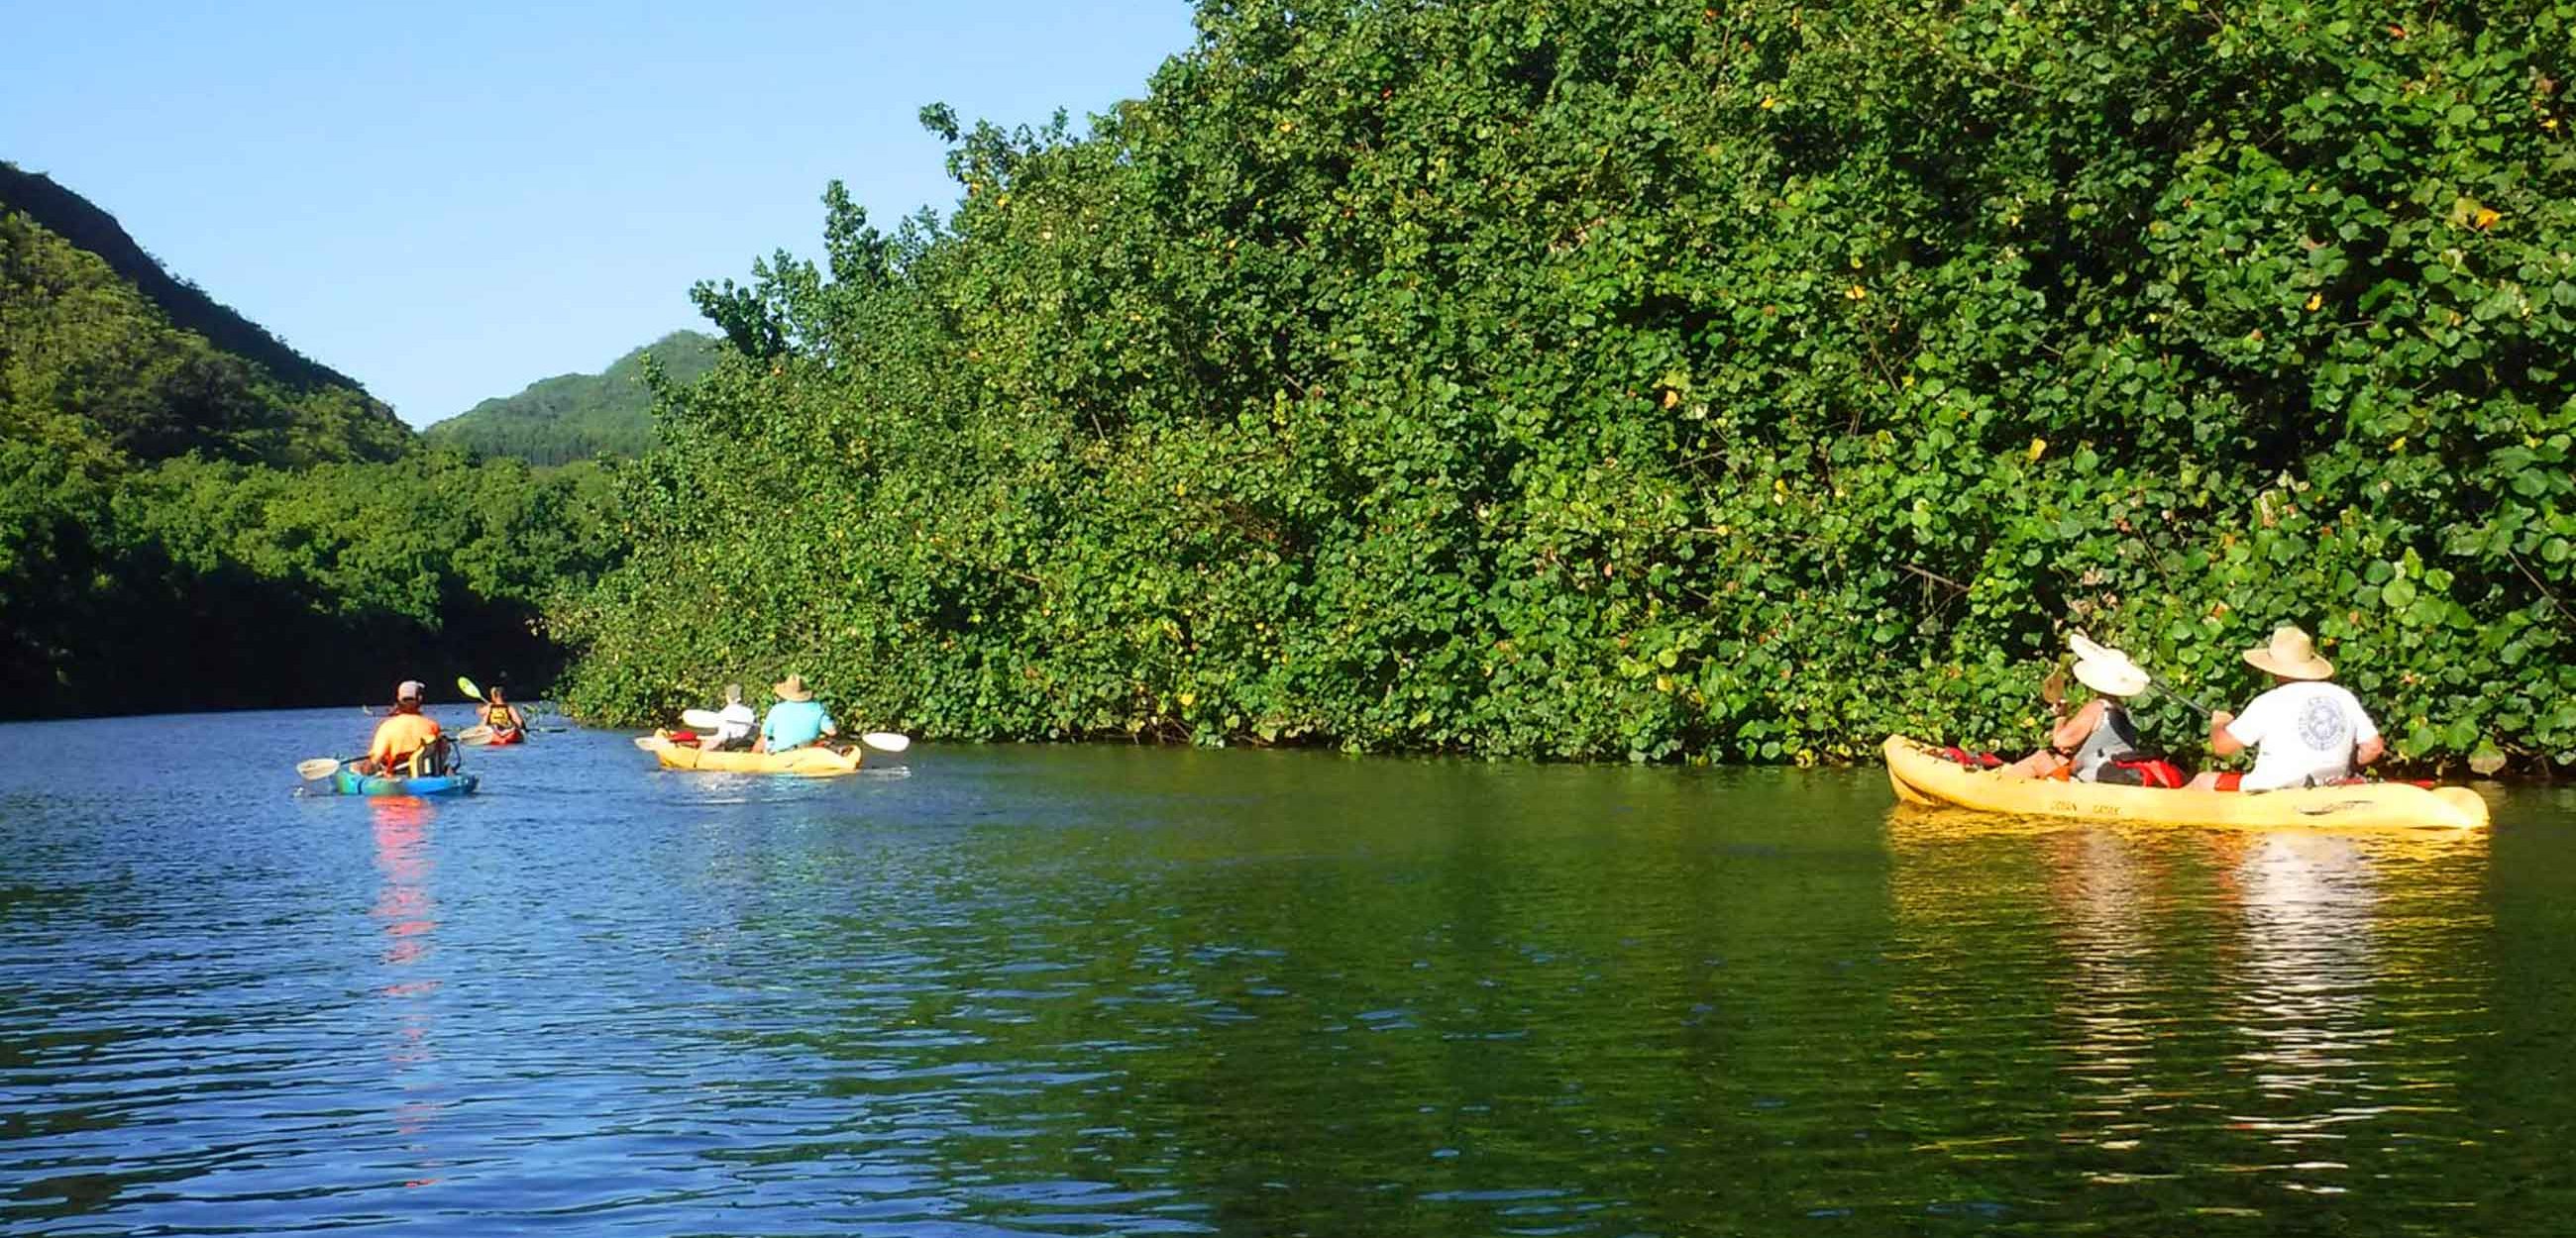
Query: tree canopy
1,169,616,716
555,0,2576,773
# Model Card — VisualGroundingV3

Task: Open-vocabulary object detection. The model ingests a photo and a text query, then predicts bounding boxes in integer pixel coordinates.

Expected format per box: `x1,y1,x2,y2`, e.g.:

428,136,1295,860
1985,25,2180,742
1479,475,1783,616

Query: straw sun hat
772,673,814,701
2241,625,2333,681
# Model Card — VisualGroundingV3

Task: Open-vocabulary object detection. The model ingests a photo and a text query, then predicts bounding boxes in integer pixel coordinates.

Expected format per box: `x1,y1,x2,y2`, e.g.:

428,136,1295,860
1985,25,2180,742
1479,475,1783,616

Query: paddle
457,675,483,701
2070,633,2214,717
860,731,912,755
297,757,347,780
680,708,726,730
458,724,496,746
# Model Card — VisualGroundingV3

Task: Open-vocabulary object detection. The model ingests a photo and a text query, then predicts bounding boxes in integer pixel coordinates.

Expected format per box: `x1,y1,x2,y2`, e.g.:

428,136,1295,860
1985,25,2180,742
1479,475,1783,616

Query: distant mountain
0,159,409,465
423,331,719,465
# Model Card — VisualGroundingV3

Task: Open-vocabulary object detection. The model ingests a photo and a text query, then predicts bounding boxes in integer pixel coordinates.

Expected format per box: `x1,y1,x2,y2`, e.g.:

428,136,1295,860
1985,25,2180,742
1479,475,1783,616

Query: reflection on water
0,711,2571,1236
368,798,443,1173
1888,811,2501,1228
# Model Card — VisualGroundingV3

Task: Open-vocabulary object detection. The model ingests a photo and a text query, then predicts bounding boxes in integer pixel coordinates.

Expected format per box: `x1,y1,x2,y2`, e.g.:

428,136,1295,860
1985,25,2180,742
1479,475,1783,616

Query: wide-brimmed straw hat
772,673,814,702
2242,625,2333,680
2071,656,2148,698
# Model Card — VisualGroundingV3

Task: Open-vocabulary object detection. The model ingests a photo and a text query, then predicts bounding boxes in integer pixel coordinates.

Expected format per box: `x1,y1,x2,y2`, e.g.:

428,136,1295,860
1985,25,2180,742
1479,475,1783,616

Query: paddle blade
2068,632,2117,663
458,724,494,747
680,708,725,729
457,675,483,701
860,731,911,754
633,734,670,751
297,758,344,780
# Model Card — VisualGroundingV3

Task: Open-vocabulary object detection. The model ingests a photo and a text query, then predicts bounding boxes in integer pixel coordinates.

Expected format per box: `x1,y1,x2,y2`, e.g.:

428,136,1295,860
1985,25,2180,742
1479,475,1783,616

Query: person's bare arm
2356,734,2385,765
2208,710,2245,757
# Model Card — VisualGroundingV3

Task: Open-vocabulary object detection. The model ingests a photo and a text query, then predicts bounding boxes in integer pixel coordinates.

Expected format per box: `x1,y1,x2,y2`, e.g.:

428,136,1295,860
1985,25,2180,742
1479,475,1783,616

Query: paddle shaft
2150,675,2214,718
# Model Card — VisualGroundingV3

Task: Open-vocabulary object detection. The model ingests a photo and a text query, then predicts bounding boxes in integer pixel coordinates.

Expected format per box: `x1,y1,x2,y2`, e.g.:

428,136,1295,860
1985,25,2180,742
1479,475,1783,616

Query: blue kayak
327,769,480,797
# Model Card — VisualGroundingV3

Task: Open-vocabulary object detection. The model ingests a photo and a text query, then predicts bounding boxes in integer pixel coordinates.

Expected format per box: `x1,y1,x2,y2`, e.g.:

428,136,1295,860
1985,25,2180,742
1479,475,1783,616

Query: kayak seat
2097,757,2188,788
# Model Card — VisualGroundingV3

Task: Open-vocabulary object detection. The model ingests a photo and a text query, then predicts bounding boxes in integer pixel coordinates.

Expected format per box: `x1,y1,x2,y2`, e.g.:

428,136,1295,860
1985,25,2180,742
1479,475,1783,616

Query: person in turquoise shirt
755,673,838,752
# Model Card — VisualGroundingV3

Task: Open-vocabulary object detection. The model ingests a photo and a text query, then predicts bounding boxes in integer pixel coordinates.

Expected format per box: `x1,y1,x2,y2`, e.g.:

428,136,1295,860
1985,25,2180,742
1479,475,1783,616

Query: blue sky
2,1,1197,425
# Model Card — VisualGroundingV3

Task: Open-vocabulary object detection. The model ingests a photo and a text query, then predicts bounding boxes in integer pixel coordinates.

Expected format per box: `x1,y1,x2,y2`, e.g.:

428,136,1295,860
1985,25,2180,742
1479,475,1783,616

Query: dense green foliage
0,444,616,715
1,171,614,717
1,162,384,404
424,331,719,464
2,204,409,466
558,0,2576,773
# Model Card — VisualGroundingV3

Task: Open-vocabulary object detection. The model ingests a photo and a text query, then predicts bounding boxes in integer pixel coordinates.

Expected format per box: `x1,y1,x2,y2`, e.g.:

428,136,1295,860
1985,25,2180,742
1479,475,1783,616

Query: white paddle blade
2069,632,2117,663
633,734,671,751
680,708,725,729
860,731,911,754
296,758,344,780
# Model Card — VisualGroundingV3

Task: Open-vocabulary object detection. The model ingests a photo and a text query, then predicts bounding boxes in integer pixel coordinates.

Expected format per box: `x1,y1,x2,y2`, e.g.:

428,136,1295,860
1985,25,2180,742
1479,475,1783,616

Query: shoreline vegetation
8,1,2575,775
551,1,2576,775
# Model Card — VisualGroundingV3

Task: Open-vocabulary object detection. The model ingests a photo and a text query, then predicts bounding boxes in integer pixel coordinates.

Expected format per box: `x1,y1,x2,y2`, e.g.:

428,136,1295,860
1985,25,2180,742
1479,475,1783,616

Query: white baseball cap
396,679,426,701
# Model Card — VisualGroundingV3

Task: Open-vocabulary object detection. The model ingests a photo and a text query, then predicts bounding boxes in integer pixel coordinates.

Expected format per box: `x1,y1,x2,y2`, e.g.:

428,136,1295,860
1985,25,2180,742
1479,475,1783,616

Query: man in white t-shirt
699,682,759,752
2187,626,2385,791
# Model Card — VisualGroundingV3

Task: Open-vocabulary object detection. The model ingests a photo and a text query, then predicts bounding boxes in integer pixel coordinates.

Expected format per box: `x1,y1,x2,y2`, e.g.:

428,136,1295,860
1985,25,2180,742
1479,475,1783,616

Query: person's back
2067,702,2142,782
368,680,446,774
761,699,830,751
714,700,757,748
2230,678,2378,789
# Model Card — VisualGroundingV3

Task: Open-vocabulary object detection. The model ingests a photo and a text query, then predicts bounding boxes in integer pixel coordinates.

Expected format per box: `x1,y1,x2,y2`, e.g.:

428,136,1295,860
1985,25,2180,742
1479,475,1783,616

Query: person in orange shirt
362,680,451,776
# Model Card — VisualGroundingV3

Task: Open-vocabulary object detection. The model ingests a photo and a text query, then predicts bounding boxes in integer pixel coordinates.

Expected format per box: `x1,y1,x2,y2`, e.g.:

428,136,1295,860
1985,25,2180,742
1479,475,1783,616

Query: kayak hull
1882,735,2488,829
648,733,863,776
329,770,480,797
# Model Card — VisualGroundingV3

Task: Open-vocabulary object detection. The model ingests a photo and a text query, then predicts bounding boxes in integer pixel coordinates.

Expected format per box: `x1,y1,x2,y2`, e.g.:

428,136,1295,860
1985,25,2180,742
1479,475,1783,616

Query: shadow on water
2,713,2574,1234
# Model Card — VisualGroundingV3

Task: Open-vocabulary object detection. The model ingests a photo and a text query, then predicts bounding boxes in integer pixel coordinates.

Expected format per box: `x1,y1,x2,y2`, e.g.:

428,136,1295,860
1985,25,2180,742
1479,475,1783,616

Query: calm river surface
4,709,2575,1236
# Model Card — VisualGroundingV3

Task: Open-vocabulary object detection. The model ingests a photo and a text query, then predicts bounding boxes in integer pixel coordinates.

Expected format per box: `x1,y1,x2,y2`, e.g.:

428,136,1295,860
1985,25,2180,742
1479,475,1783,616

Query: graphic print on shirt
2295,693,2350,753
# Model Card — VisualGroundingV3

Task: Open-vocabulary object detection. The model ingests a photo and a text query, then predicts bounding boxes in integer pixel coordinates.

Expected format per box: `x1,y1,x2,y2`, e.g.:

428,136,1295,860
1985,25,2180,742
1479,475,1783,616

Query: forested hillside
1,165,612,716
0,162,383,404
2,165,410,466
556,0,2576,773
424,331,718,464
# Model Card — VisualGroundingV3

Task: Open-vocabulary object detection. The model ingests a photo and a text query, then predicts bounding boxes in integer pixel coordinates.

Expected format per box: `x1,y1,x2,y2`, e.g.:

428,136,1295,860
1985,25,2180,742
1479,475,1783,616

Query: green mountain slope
0,162,612,718
424,330,718,465
1,160,410,465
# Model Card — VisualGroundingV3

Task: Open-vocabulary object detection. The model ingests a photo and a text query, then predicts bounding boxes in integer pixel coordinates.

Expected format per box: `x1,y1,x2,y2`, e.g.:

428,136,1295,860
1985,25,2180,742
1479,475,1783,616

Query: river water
3,709,2573,1235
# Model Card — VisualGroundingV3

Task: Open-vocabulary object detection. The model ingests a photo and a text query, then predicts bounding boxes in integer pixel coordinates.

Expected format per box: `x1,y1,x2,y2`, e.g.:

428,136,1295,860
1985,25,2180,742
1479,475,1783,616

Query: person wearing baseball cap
361,679,451,776
2187,625,2384,790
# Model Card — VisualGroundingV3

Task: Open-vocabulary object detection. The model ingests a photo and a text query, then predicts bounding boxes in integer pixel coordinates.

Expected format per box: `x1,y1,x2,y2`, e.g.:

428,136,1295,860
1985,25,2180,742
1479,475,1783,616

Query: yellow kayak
1882,735,2489,829
646,733,864,777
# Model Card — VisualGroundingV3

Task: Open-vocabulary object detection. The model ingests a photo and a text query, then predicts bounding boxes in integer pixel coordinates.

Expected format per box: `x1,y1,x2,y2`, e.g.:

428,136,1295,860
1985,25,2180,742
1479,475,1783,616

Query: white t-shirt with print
713,702,757,745
2224,680,2381,791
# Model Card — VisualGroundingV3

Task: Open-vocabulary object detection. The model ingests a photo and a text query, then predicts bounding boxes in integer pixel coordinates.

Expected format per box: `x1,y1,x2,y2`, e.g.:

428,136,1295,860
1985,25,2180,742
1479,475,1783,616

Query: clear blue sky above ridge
2,1,1197,425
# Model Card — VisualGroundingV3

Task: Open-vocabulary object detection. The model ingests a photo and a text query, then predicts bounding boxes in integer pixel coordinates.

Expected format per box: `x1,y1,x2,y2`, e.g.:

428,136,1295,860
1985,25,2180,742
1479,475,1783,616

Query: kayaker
698,683,757,751
361,680,452,776
2187,626,2384,790
753,673,837,753
2000,656,2150,781
479,683,527,741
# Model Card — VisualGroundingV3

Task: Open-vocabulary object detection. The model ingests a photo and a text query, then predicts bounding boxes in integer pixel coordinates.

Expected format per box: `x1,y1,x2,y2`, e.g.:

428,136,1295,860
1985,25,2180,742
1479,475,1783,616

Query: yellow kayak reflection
1886,810,2492,1203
